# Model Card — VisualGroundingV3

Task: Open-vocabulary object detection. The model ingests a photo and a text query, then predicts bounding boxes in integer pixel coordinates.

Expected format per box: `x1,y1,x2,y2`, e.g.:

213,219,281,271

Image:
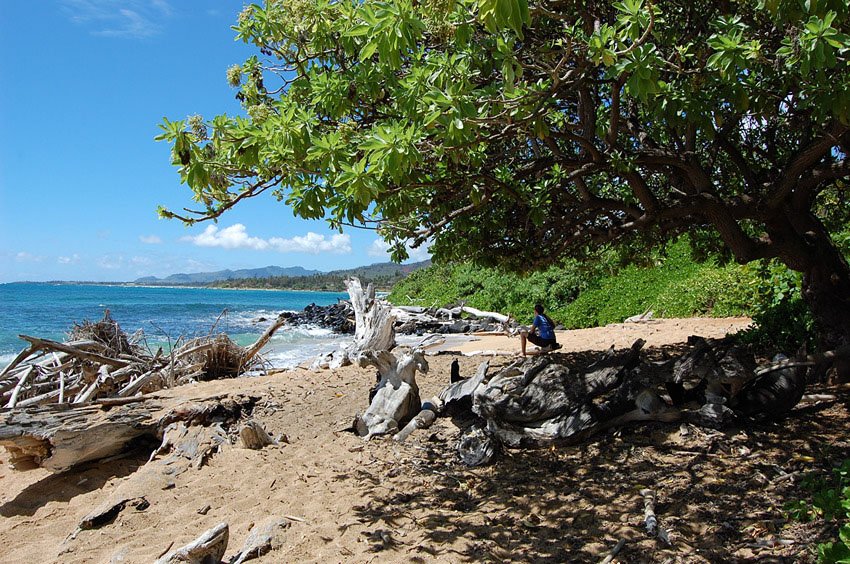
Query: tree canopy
157,0,850,346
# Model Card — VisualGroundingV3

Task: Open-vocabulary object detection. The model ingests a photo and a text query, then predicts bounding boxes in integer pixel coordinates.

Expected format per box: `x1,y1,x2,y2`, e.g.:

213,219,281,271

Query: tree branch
769,123,847,209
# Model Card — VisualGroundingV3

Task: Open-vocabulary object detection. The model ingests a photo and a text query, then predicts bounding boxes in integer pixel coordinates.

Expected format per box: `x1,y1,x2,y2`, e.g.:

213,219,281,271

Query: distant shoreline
0,281,348,293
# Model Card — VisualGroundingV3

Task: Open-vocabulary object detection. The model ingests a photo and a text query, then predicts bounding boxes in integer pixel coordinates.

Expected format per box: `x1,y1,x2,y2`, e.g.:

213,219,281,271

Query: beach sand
0,316,842,563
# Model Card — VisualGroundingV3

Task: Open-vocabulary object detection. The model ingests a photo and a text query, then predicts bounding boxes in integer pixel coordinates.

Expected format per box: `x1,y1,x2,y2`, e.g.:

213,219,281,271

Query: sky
0,1,429,283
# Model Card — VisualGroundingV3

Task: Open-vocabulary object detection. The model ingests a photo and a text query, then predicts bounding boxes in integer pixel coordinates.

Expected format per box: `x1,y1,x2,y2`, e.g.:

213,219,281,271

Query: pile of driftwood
0,311,286,409
349,283,815,467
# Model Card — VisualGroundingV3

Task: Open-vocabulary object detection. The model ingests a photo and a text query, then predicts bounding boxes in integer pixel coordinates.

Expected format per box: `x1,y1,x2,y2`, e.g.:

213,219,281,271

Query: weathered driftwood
344,278,396,366
456,426,500,467
640,488,658,536
729,360,807,420
6,365,35,408
472,340,661,447
19,335,131,369
153,421,229,470
0,400,162,471
79,496,150,530
0,393,257,472
436,336,812,464
155,522,229,564
229,517,290,564
0,312,287,411
393,402,438,444
460,306,511,324
599,539,626,564
354,349,428,438
242,316,288,366
439,361,490,417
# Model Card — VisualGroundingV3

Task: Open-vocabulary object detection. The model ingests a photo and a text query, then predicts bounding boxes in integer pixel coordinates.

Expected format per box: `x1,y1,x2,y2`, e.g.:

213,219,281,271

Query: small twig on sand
599,539,625,564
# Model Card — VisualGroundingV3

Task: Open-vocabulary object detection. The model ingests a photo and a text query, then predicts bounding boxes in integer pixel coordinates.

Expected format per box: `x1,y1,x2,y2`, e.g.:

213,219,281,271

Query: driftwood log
229,517,291,564
239,420,277,450
0,394,257,472
429,336,813,465
354,349,428,438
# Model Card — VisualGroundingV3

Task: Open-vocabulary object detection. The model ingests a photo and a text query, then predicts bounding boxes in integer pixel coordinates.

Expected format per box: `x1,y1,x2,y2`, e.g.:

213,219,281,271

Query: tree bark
799,226,850,352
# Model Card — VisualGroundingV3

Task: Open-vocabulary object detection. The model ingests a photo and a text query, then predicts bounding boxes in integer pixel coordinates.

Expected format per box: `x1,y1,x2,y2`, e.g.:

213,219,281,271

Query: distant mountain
210,259,433,291
327,260,431,278
134,265,320,285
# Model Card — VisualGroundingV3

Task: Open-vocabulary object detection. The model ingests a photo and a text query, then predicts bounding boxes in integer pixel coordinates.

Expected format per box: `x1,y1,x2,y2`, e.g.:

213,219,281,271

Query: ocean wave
262,333,350,368
0,352,17,367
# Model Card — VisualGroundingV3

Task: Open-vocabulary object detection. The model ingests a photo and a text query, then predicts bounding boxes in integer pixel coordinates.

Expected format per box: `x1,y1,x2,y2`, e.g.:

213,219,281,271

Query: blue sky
0,1,429,283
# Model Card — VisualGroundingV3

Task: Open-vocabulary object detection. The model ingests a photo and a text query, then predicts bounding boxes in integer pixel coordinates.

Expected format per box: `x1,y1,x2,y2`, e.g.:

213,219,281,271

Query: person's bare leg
520,331,527,356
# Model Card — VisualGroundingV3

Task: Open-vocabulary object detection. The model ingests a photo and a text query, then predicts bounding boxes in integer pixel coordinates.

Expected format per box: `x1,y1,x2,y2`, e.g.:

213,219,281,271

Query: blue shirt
532,314,555,340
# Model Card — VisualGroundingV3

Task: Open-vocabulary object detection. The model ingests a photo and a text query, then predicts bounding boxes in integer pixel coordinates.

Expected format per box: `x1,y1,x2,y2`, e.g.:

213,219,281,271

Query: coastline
0,281,349,293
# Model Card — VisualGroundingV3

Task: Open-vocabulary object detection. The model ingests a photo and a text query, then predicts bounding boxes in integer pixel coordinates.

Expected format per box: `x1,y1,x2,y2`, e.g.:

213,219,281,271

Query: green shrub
390,237,763,329
785,460,850,563
655,266,756,318
735,261,815,353
558,241,755,328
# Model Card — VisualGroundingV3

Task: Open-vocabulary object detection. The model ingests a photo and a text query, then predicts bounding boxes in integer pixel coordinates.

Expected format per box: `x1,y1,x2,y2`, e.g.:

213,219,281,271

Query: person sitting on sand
520,304,561,356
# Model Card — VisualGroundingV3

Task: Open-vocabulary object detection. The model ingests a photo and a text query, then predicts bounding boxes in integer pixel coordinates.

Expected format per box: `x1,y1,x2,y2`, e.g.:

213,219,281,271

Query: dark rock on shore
282,302,508,336
280,302,354,334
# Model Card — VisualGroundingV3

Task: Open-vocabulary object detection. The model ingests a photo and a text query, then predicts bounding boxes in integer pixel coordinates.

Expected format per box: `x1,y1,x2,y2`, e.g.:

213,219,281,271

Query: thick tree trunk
729,208,850,355
799,226,850,351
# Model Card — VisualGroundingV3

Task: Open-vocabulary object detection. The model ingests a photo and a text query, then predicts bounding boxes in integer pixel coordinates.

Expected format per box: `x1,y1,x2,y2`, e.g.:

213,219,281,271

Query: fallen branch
640,488,657,536
18,335,130,368
599,539,625,564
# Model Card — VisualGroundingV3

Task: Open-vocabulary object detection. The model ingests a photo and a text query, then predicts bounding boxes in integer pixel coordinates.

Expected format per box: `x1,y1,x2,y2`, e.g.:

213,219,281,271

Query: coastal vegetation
211,259,429,291
390,236,820,352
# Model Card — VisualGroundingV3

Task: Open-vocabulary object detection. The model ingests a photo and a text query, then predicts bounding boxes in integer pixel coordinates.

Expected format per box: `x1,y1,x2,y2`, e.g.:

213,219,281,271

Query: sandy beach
0,316,842,563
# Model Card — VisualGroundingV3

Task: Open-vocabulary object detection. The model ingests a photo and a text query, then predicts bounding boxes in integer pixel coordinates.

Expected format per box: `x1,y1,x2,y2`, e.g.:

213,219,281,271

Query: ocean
0,283,351,369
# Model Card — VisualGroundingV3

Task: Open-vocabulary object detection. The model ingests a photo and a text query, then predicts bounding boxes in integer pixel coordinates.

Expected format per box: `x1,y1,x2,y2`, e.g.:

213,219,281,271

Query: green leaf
360,41,378,60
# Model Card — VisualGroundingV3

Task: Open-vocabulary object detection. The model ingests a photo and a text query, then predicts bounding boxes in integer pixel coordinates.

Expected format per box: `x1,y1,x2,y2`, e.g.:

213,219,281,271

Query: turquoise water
0,283,349,368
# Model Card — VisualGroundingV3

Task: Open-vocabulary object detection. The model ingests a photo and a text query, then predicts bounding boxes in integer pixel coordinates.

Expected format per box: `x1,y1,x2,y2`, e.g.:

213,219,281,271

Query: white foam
0,352,18,367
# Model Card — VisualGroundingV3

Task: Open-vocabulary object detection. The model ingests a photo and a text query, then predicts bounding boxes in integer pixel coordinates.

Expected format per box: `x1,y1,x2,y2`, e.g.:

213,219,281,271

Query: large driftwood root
430,337,813,465
354,349,428,437
472,340,668,447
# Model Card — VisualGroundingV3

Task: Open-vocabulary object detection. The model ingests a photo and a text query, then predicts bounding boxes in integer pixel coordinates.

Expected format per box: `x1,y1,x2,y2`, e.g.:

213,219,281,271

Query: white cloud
60,0,171,38
130,256,152,266
15,252,44,263
139,235,163,244
268,233,351,254
182,224,352,255
183,224,270,250
368,238,431,262
58,254,81,265
97,255,124,270
368,239,390,258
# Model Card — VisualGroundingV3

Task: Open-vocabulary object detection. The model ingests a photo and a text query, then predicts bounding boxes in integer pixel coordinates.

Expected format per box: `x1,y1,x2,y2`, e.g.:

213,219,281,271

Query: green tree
157,0,850,349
